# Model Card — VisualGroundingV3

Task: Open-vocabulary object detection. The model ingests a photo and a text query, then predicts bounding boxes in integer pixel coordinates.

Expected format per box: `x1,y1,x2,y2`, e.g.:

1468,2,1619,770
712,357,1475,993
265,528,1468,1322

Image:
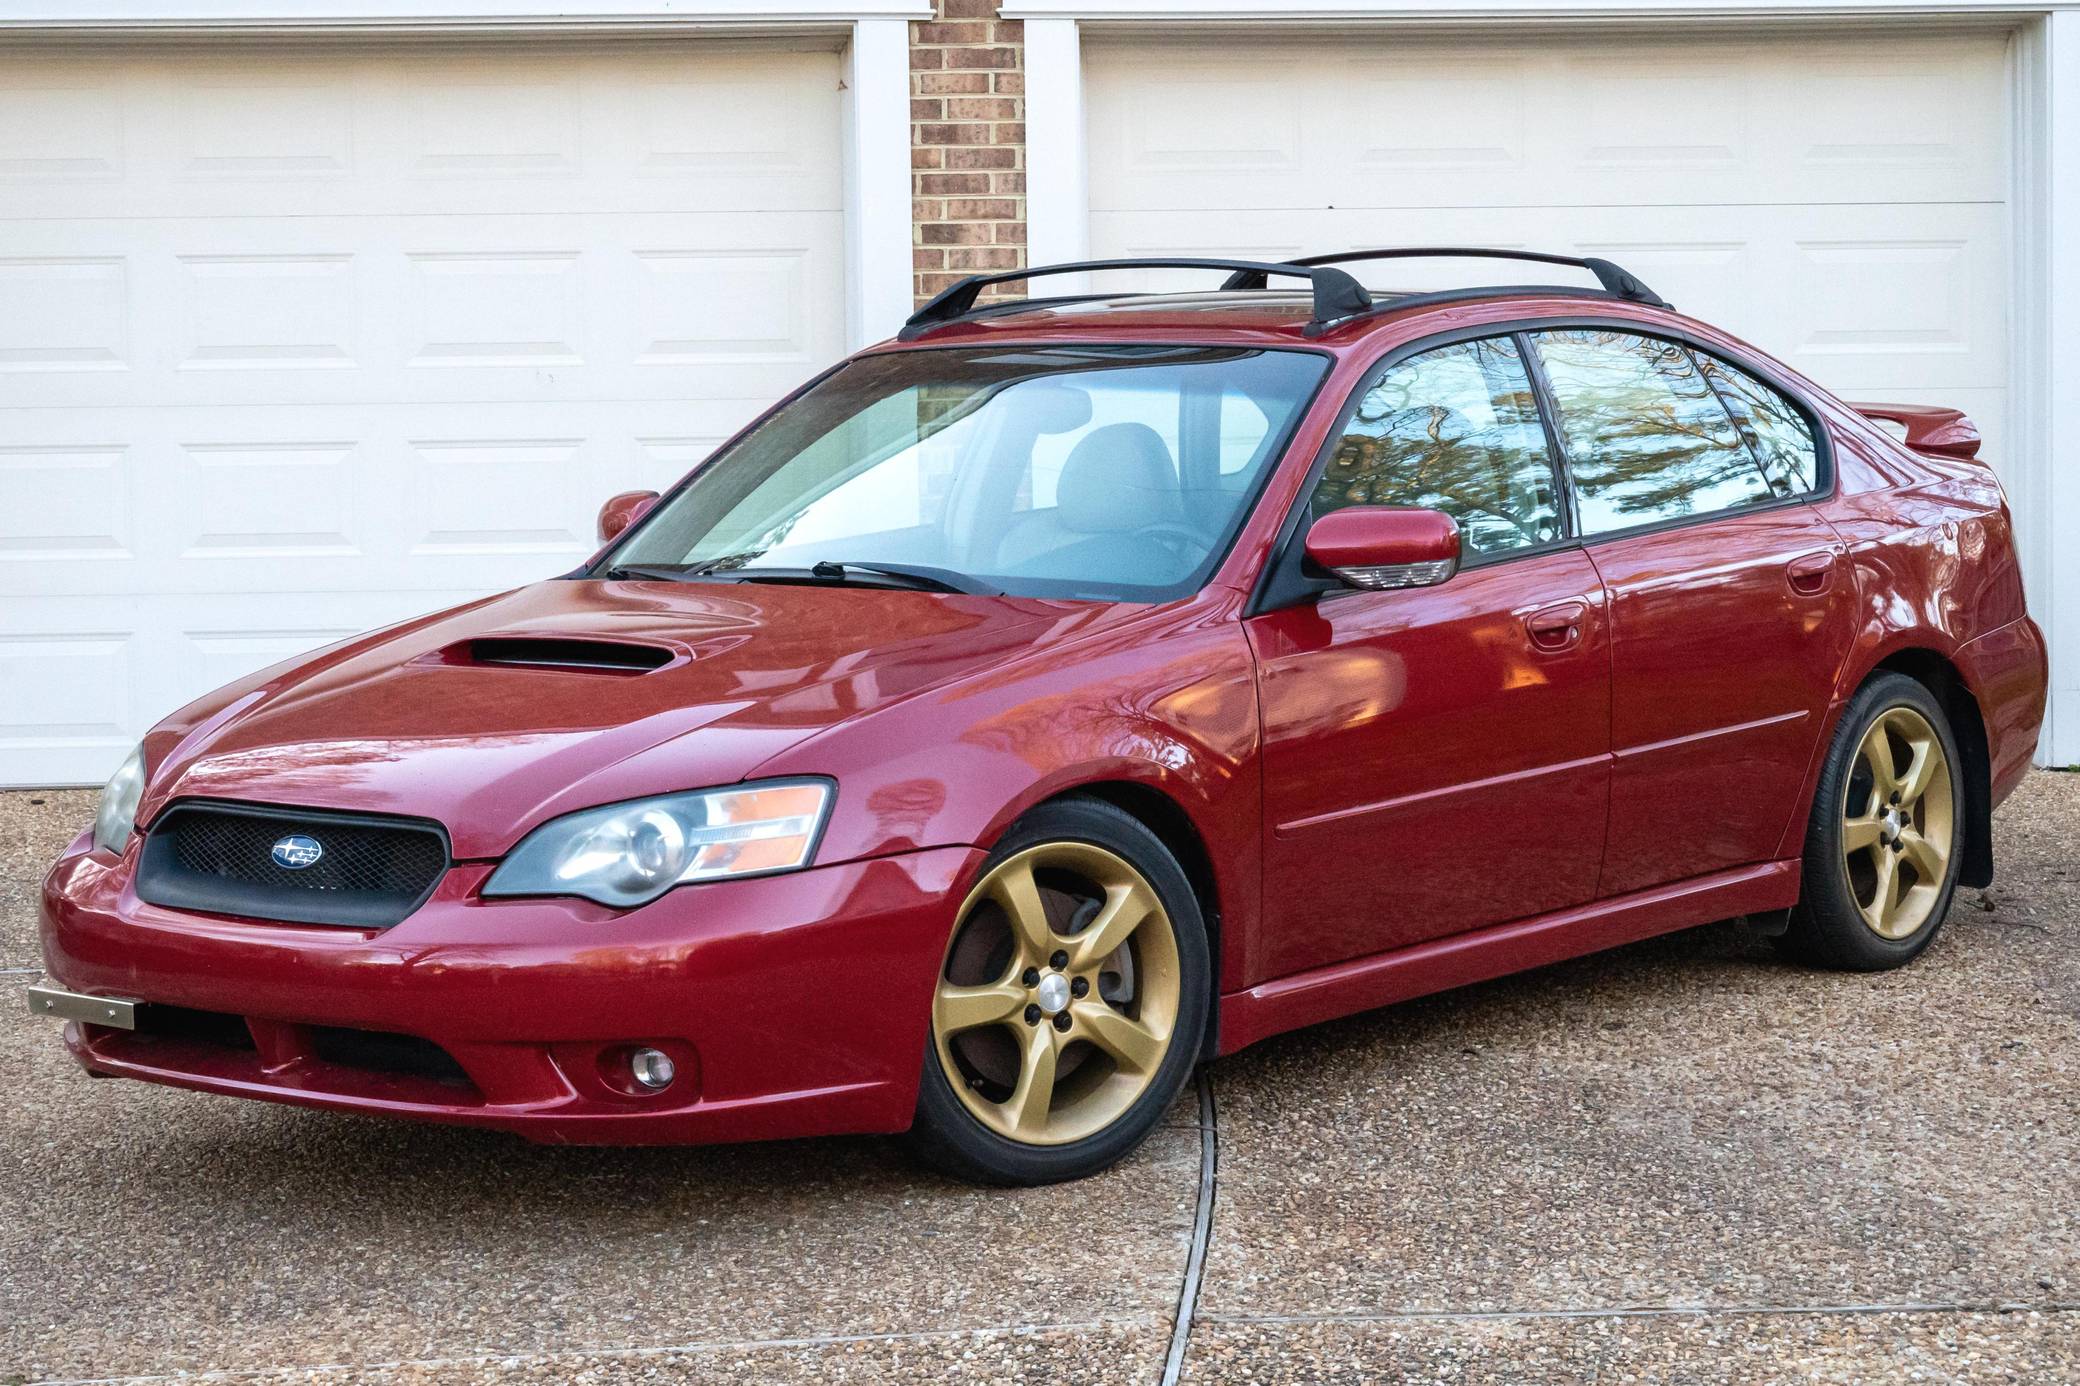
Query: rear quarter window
1694,351,1820,497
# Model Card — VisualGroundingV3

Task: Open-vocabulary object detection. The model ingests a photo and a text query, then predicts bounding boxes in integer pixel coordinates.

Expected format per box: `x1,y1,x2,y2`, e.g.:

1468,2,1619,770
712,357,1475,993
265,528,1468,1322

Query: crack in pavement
1159,1069,1218,1386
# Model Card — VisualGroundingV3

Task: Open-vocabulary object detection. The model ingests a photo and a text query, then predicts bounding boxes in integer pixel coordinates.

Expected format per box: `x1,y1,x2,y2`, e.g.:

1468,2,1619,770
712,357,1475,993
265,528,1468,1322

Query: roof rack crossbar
899,257,1372,339
1219,248,1670,309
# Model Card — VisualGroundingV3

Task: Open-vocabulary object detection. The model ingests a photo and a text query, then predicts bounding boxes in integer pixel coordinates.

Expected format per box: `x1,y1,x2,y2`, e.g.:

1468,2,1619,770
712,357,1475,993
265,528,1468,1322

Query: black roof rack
899,257,1373,340
1220,248,1671,310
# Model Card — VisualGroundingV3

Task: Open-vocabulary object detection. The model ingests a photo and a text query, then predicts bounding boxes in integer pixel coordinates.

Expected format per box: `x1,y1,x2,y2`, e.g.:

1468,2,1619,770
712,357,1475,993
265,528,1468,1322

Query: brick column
910,0,1026,306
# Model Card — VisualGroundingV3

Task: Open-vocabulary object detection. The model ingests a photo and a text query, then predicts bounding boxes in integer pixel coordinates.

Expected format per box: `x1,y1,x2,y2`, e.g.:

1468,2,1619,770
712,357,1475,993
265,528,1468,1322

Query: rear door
1526,328,1854,898
1247,333,1611,980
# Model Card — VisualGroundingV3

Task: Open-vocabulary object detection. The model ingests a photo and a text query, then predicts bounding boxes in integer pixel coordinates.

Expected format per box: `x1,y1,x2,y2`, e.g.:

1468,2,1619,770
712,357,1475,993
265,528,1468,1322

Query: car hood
138,578,1119,858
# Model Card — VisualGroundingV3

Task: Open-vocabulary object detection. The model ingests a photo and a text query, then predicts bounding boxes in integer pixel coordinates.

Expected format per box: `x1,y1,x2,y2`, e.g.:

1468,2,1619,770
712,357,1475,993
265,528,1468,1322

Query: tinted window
1313,336,1563,557
1696,352,1820,497
1533,329,1777,535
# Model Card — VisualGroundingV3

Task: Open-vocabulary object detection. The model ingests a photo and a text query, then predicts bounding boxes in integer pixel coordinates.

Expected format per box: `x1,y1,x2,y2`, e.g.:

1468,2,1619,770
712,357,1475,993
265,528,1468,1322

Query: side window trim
1514,329,1582,542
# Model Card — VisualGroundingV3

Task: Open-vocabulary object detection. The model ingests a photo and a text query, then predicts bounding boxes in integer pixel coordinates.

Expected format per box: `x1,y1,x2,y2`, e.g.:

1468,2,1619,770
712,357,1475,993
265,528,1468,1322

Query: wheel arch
1034,779,1225,1060
1867,649,1994,888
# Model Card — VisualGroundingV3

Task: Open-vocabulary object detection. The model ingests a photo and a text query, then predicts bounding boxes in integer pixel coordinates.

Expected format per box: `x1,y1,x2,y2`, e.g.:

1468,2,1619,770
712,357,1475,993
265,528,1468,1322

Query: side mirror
1303,507,1461,590
597,490,660,545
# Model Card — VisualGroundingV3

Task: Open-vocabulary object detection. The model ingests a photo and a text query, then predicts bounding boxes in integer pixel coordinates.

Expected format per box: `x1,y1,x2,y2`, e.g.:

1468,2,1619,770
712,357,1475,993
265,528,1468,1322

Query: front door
1247,334,1612,982
1526,328,1856,897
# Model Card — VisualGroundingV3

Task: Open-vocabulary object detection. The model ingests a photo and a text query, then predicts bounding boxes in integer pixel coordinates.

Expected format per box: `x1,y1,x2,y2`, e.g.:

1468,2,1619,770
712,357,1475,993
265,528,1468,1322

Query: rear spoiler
1851,403,1981,459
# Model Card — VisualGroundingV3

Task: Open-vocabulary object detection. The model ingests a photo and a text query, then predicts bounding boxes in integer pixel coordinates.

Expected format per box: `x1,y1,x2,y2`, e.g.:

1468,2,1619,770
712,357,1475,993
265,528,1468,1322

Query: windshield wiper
602,563,702,583
610,556,1000,595
807,560,1001,596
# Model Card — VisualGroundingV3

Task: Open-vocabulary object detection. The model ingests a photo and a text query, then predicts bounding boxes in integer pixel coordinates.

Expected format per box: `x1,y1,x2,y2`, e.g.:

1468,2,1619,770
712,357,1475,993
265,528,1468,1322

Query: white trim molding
1025,18,1090,273
1005,0,2073,14
0,1,930,30
2018,9,2080,764
843,16,918,347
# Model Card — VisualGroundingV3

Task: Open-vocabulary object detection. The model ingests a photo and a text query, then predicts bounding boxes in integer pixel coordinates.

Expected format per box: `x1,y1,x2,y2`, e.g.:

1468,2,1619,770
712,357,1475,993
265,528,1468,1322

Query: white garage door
0,41,847,786
1087,30,2009,468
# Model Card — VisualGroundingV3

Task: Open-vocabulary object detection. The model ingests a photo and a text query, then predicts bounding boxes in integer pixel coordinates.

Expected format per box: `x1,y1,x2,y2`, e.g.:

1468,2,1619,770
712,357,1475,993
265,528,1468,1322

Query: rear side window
1532,329,1778,535
1313,335,1563,558
1696,352,1820,497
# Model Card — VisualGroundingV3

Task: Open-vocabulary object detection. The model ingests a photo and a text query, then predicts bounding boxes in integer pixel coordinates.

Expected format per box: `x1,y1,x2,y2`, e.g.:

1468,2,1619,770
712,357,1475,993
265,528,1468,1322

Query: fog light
629,1047,676,1091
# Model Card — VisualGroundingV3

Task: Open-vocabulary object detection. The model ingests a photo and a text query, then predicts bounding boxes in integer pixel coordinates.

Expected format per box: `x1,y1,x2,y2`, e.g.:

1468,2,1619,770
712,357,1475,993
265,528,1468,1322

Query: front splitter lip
61,1020,904,1146
38,842,986,1146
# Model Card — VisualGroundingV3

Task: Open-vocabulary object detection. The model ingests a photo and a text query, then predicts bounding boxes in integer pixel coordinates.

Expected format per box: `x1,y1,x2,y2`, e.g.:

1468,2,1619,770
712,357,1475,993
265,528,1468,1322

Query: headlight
92,744,147,856
483,780,832,908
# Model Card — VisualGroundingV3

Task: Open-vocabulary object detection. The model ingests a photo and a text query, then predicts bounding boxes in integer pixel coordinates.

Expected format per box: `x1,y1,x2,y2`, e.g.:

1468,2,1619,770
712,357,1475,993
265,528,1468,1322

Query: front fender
750,593,1263,990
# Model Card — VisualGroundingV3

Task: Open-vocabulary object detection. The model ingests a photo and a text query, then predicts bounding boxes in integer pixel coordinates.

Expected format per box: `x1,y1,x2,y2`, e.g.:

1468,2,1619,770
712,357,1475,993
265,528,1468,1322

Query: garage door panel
0,589,492,785
1087,34,2008,212
1098,203,2002,379
0,45,841,222
0,213,842,413
0,42,845,784
1,399,759,604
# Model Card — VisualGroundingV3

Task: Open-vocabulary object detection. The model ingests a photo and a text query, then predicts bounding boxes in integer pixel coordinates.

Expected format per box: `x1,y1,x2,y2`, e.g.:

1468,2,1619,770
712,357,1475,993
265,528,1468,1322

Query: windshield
602,345,1328,602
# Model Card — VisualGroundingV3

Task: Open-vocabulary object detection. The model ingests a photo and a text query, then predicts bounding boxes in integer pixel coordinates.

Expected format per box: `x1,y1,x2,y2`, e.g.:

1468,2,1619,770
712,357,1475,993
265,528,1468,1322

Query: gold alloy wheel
1842,705,1956,940
932,842,1181,1146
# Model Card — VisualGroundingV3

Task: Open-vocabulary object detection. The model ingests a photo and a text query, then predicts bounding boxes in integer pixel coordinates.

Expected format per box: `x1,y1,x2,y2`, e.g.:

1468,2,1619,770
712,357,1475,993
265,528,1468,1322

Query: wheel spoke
1842,815,1884,854
1859,722,1900,802
1864,849,1903,936
1003,1024,1059,1138
1897,735,1939,807
934,980,1026,1035
1899,829,1946,886
987,858,1056,965
1067,880,1158,971
1072,1000,1165,1074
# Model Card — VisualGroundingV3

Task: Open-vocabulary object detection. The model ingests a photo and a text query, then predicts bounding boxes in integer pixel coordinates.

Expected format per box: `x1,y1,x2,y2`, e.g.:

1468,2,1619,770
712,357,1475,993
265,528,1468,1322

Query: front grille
136,801,449,928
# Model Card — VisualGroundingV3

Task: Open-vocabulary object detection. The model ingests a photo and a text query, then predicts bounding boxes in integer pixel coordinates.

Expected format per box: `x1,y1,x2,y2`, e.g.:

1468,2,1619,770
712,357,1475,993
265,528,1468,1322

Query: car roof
883,250,1691,356
875,286,1698,356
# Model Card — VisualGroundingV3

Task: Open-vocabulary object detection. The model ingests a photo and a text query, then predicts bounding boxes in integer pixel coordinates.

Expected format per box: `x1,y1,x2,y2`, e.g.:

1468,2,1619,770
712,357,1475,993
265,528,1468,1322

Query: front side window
1312,335,1563,558
607,345,1327,602
1532,329,1780,535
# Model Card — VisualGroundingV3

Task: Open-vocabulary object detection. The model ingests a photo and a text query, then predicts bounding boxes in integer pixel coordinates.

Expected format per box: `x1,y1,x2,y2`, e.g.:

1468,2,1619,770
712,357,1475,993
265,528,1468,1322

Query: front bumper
37,837,982,1145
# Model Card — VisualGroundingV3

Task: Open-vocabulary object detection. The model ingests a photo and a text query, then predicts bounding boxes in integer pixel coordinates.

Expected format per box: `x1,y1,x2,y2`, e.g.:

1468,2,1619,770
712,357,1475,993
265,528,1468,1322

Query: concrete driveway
3,776,2076,1384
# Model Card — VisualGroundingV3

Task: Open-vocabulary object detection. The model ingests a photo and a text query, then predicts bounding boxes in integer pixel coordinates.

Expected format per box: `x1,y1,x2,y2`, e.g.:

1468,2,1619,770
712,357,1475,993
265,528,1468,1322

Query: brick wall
909,0,1025,306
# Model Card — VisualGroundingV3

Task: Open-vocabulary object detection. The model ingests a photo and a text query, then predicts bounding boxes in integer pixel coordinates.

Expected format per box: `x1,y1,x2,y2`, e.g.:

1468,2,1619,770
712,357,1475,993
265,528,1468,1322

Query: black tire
1778,672,1964,971
908,797,1210,1185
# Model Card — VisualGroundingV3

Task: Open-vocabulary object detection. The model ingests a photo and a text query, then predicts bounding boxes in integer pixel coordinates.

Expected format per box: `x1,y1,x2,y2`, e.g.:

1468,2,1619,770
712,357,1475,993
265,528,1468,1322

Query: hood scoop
446,636,677,675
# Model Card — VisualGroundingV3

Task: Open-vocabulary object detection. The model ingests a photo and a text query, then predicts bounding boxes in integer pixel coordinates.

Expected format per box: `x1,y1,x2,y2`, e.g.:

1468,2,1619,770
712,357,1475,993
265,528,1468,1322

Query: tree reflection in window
1695,352,1819,498
1311,336,1562,557
1533,329,1779,535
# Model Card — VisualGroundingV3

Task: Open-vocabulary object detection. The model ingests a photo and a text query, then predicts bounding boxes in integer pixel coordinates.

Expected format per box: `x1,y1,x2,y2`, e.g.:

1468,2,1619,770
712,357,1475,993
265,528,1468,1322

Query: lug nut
1025,1004,1042,1025
1053,1012,1072,1032
1891,793,1901,805
1071,977,1090,998
1021,967,1040,986
1050,950,1068,969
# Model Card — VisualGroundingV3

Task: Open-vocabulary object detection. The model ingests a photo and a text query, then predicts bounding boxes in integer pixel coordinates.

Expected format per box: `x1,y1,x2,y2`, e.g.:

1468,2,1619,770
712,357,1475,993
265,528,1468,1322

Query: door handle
1787,551,1837,595
1526,600,1588,651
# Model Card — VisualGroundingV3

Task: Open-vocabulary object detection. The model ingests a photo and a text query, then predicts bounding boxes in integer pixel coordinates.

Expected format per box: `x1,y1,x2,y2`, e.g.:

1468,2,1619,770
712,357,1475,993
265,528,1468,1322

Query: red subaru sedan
35,250,2047,1184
